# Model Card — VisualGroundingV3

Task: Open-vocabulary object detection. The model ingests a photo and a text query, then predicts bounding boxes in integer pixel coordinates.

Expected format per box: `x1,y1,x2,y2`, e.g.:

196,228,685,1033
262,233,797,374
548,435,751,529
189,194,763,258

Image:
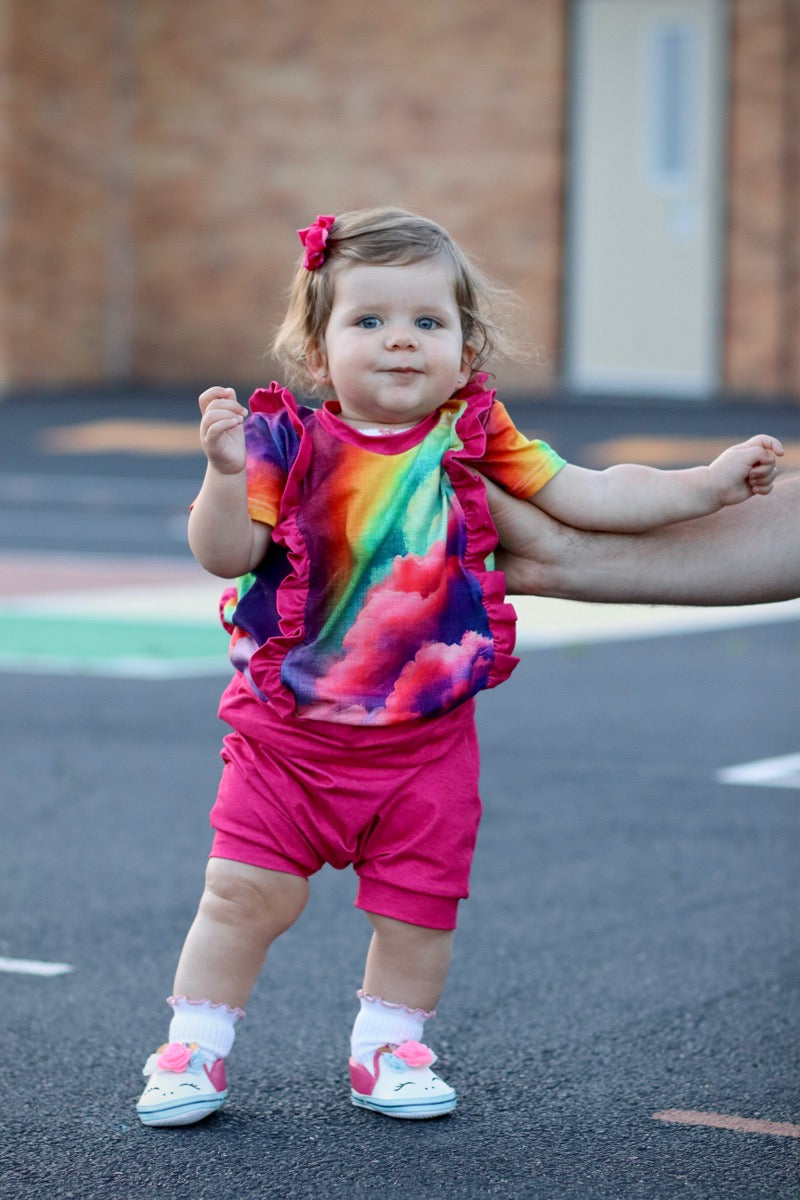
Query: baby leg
361,912,452,1012
137,859,308,1127
173,857,309,1009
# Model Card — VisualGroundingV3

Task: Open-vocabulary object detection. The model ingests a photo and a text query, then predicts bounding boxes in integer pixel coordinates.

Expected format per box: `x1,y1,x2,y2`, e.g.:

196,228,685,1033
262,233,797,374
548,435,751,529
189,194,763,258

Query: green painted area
0,613,227,667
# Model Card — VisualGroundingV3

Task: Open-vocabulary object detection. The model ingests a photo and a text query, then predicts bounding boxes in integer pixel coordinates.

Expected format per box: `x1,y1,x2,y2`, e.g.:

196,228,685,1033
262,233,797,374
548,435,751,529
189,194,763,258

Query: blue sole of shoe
137,1092,228,1127
351,1091,456,1119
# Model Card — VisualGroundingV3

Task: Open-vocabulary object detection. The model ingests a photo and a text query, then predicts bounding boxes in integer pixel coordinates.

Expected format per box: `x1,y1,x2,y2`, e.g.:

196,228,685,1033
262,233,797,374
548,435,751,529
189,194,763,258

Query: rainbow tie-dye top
220,377,565,726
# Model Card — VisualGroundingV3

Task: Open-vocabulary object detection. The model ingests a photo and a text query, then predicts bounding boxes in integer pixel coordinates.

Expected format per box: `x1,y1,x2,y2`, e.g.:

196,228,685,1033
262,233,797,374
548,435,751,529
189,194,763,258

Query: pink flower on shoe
393,1041,435,1069
156,1042,194,1073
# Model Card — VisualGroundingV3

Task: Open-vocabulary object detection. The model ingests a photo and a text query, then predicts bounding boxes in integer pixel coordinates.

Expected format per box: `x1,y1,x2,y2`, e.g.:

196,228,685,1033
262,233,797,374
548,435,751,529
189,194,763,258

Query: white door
565,0,727,398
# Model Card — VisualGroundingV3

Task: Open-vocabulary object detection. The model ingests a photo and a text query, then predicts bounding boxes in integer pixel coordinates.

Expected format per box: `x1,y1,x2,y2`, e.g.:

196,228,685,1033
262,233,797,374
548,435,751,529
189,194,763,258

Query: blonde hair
272,207,511,392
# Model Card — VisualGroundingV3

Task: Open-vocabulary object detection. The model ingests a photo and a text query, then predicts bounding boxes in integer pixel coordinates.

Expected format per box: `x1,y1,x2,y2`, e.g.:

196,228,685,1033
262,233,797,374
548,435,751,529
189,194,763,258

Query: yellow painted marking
653,1109,800,1138
41,423,800,470
586,436,800,469
41,420,200,455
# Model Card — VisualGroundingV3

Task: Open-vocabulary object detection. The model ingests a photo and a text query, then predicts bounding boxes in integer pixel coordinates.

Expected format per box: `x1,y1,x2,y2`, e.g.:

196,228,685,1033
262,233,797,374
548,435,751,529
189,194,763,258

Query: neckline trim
317,402,441,453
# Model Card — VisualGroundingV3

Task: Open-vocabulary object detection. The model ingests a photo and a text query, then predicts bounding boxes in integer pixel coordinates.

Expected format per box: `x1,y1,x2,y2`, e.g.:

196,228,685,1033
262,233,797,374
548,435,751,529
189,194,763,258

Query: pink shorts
209,678,482,930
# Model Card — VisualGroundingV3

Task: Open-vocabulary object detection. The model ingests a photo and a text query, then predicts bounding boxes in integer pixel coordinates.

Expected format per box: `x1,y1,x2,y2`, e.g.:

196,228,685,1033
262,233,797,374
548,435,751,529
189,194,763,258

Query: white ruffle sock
167,995,244,1064
350,989,435,1067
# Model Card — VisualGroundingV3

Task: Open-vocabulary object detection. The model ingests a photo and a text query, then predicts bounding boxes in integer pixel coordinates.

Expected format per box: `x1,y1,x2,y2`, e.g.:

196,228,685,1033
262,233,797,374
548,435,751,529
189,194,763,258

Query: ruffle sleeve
443,375,520,690
241,383,313,717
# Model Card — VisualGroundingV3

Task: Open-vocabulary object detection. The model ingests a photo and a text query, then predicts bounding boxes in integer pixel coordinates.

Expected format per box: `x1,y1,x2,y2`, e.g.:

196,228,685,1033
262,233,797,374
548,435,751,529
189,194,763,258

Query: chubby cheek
331,341,373,381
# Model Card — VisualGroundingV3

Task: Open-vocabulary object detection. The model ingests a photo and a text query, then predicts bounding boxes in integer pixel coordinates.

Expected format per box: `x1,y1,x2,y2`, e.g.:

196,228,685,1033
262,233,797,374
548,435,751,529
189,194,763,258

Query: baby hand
709,434,784,506
198,386,248,474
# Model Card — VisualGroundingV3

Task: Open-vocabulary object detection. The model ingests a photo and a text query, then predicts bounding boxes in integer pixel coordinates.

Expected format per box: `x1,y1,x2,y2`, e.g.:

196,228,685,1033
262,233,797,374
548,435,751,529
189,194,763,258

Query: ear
306,343,330,386
457,343,477,386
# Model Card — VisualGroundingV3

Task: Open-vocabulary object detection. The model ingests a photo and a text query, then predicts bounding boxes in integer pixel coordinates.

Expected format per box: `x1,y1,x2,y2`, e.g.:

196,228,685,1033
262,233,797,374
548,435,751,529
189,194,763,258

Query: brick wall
1,0,798,401
132,0,567,393
725,0,800,398
3,0,567,395
4,2,118,387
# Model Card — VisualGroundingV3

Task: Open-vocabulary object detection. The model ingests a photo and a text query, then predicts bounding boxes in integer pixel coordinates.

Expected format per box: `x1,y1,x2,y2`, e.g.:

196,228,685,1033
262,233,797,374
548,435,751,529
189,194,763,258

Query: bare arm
187,386,271,578
534,435,783,531
483,471,800,606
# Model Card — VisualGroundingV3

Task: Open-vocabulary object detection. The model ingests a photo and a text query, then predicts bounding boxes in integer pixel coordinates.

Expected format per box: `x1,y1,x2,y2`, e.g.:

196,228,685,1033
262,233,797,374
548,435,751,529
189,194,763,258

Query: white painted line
0,578,224,619
0,655,231,680
3,587,799,641
0,956,74,977
513,595,800,650
716,753,800,790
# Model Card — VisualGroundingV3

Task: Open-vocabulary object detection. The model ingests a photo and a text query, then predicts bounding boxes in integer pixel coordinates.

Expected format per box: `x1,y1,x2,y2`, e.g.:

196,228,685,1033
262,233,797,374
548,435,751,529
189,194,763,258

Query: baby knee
201,859,307,934
200,862,265,928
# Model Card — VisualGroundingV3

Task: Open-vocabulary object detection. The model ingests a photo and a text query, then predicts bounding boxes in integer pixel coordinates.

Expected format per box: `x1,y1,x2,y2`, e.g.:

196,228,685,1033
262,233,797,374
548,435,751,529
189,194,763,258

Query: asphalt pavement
0,386,798,1199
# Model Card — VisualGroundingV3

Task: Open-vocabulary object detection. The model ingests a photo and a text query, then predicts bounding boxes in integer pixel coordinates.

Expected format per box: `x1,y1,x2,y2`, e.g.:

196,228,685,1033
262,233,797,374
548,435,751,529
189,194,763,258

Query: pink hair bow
297,214,335,270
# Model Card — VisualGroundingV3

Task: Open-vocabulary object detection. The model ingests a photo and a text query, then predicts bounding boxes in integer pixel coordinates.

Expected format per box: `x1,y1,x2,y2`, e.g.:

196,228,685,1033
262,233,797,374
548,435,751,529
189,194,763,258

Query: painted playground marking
716,753,800,790
512,594,800,650
0,956,74,977
653,1109,800,1139
39,422,800,470
0,564,231,679
0,553,798,679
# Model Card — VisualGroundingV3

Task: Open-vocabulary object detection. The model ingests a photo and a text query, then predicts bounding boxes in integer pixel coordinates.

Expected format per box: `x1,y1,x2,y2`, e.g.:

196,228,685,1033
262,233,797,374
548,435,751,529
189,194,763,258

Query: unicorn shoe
136,1042,228,1127
349,1040,456,1119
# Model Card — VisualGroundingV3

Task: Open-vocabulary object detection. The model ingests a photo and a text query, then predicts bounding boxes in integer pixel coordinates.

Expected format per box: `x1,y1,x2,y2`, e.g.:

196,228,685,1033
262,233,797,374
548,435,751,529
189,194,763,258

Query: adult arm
483,471,800,605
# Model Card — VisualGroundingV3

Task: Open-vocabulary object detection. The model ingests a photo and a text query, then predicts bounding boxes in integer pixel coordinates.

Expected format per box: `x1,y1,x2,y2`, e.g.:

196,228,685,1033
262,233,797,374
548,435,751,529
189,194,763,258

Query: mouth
383,367,422,375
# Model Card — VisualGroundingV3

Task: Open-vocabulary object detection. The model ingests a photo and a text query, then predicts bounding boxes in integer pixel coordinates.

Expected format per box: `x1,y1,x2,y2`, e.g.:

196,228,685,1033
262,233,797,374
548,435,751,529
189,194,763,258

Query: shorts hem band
355,875,461,930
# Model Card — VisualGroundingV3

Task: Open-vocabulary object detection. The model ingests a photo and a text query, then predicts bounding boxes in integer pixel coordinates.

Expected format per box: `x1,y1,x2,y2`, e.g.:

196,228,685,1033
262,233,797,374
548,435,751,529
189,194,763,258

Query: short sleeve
244,408,299,527
480,401,566,498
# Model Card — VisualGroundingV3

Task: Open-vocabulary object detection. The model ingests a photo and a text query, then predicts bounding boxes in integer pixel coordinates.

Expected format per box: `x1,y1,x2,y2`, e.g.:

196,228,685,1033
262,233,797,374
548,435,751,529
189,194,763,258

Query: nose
384,323,418,350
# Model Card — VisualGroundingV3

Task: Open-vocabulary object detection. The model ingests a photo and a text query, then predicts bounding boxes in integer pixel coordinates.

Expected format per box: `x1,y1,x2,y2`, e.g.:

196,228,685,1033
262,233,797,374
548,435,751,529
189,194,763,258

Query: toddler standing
137,207,782,1126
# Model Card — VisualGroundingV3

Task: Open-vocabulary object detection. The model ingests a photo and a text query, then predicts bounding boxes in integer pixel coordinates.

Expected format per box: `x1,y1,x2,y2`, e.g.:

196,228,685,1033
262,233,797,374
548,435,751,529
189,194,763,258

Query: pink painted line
653,1109,800,1139
0,551,203,596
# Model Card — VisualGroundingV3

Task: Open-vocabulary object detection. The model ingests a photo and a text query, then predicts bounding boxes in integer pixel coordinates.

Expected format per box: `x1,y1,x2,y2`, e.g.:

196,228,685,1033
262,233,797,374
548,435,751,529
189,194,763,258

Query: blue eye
358,316,382,329
416,316,440,331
